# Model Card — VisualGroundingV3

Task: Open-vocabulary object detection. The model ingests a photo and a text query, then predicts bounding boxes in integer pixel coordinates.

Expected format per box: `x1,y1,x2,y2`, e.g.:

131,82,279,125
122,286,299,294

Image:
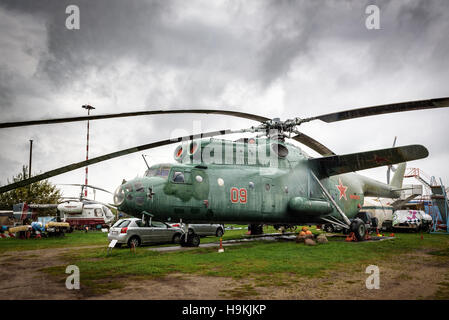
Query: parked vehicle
168,223,225,237
392,210,433,232
322,211,378,236
108,218,184,247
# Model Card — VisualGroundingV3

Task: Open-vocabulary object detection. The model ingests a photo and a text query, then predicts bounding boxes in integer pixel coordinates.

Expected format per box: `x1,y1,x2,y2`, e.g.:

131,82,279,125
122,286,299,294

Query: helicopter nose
113,184,126,206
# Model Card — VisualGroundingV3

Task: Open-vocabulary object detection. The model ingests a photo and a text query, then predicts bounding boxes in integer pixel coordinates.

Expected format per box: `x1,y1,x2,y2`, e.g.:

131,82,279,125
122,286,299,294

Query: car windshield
113,220,131,228
133,220,144,227
151,221,167,228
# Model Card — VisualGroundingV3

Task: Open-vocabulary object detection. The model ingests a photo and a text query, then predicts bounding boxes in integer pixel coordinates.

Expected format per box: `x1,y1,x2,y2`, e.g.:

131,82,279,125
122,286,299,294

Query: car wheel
351,219,366,241
127,236,141,248
172,233,181,244
216,228,224,238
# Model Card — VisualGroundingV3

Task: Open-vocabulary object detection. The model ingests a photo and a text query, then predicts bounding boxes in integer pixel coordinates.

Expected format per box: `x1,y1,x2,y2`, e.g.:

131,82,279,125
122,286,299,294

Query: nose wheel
180,233,200,247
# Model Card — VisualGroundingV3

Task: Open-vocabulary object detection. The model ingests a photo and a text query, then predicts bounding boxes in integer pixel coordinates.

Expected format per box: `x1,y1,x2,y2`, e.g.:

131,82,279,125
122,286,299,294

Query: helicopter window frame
145,166,172,179
134,182,144,192
170,168,192,184
94,208,103,217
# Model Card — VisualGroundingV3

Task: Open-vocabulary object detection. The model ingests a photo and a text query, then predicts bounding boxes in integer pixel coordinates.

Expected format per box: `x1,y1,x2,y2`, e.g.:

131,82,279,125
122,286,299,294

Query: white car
392,210,433,231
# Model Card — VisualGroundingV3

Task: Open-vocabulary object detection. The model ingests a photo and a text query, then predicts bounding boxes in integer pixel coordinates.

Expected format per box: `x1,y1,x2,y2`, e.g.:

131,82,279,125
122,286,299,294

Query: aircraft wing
309,145,428,178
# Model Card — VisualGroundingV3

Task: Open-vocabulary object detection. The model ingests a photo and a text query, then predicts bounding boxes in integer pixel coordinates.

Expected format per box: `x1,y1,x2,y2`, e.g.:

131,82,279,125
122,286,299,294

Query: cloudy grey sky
0,0,448,204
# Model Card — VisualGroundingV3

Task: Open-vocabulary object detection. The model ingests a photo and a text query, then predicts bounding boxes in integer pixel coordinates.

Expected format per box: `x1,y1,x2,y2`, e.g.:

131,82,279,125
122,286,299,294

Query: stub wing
309,145,428,178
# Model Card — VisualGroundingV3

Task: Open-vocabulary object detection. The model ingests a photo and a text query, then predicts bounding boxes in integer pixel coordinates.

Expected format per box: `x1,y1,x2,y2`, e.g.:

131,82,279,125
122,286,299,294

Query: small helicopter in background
13,184,116,230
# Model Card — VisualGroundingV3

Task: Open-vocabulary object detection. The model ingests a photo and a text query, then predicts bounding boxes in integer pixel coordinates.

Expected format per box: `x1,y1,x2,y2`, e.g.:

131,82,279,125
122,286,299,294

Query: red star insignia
336,178,348,200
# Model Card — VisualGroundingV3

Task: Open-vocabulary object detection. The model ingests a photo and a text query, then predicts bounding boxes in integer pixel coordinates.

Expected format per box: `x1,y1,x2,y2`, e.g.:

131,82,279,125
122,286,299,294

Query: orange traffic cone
130,242,136,254
218,237,224,253
345,232,357,242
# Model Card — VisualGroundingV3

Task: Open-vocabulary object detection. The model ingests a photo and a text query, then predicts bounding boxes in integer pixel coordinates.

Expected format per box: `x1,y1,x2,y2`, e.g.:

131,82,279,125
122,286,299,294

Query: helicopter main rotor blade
291,132,335,156
0,109,270,129
302,97,449,124
0,128,244,194
58,183,113,194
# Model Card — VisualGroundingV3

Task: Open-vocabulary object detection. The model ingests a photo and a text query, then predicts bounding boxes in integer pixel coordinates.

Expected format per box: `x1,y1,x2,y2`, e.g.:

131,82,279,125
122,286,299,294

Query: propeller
1,97,448,194
0,109,270,129
0,128,247,194
59,197,117,210
291,130,335,156
58,184,113,194
386,136,398,184
297,97,449,124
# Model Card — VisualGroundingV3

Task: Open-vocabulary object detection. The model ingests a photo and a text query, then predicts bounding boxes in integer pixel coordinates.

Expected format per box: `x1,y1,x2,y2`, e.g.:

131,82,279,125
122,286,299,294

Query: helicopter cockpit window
171,169,192,184
124,184,133,193
134,182,144,192
145,166,172,179
172,171,185,183
94,208,103,217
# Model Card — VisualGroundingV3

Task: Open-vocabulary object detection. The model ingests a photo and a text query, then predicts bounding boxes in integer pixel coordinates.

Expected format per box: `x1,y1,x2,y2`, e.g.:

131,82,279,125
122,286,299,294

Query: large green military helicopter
1,97,448,245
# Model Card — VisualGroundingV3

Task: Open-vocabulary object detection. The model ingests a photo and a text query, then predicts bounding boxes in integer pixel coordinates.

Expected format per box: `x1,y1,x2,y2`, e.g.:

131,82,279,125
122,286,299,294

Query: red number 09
230,187,247,204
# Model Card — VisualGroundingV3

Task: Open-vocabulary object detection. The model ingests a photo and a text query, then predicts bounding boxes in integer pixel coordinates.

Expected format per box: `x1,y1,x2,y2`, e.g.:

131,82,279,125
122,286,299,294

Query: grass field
0,230,108,253
2,225,449,298
29,228,449,297
0,224,269,253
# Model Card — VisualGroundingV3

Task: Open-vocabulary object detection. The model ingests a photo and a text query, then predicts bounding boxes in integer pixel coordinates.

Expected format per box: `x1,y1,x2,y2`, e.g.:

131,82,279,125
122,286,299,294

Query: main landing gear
349,218,367,241
180,232,200,247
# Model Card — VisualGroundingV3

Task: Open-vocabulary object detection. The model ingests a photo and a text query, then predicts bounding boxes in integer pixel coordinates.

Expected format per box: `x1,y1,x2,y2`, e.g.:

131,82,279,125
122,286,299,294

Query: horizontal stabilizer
309,145,428,178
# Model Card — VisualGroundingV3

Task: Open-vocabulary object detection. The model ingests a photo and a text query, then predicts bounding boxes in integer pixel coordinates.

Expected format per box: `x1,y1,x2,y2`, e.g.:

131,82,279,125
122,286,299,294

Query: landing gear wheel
323,224,334,233
249,224,263,235
190,234,200,247
180,233,201,247
216,228,224,238
351,219,366,241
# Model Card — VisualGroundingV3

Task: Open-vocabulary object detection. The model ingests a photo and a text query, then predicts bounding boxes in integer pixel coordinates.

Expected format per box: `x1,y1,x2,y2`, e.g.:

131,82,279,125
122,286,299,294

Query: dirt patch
86,250,449,300
0,246,103,300
251,251,449,300
89,273,245,300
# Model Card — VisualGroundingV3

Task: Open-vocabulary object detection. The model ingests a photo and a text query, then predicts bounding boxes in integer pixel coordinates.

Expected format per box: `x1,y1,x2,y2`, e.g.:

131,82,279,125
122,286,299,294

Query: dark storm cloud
0,0,448,199
2,0,447,102
257,0,449,87
0,0,259,99
0,0,172,86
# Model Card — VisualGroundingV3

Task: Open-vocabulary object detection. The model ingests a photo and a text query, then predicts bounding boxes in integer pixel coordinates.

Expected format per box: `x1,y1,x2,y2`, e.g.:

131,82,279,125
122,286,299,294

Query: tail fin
389,162,406,189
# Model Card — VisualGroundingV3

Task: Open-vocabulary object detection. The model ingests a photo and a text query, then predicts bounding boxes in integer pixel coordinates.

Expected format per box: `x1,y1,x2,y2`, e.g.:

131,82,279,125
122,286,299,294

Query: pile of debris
296,227,328,246
2,221,71,239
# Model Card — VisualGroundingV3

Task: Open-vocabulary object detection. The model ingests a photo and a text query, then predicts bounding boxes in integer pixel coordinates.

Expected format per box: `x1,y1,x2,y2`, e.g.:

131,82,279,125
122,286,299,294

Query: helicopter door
261,178,276,214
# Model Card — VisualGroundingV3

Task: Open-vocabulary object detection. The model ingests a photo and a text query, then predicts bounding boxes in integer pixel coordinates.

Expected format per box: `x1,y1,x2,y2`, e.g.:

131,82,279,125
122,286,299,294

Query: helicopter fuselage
115,138,401,225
